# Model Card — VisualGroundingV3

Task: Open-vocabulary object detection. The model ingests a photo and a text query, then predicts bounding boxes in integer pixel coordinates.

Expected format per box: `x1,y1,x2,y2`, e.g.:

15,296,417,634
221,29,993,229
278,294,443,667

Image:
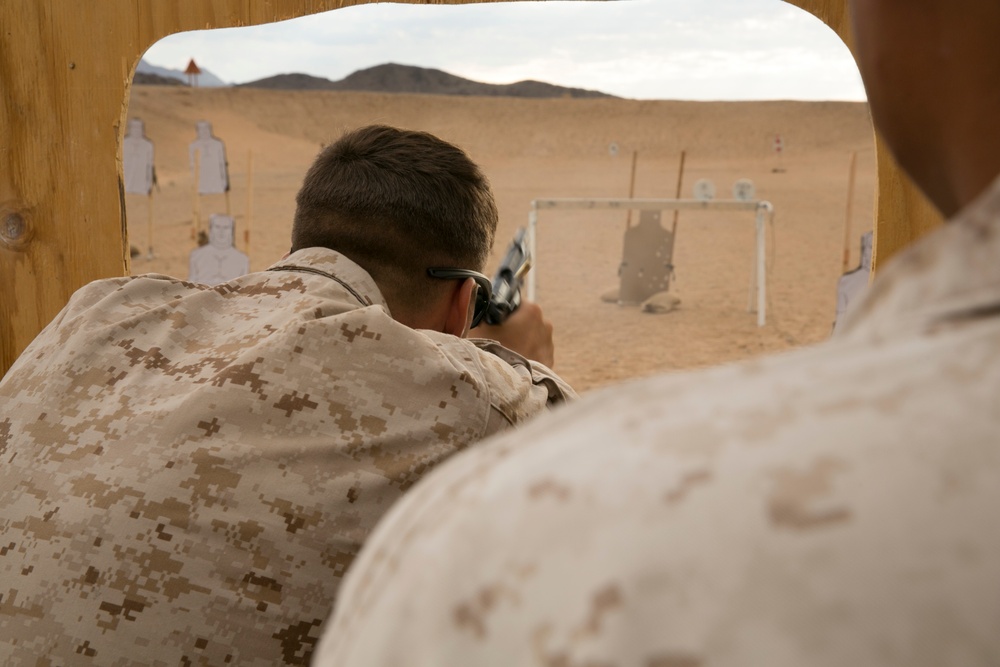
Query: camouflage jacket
315,176,1000,667
0,248,574,666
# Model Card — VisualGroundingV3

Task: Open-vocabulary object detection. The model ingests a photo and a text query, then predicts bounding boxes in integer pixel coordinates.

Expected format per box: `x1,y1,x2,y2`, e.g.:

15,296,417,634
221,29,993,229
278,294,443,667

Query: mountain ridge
237,63,616,99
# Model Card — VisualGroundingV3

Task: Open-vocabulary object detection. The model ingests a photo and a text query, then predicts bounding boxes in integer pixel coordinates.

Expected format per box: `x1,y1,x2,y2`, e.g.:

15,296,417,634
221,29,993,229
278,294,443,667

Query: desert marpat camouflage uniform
314,175,1000,667
0,247,573,666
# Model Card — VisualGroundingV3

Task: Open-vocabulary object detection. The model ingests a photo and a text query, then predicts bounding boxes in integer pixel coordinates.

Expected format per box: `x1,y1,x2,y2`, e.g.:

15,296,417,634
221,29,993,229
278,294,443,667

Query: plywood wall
0,0,942,376
784,0,943,270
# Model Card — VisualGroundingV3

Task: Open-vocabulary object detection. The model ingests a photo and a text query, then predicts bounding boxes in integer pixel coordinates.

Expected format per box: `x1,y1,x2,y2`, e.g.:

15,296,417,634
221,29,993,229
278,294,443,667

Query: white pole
528,203,538,302
755,203,770,327
246,149,254,254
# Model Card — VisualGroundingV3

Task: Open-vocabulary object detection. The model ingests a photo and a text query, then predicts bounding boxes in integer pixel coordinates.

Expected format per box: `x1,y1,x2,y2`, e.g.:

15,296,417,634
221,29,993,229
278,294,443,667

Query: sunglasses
427,268,493,328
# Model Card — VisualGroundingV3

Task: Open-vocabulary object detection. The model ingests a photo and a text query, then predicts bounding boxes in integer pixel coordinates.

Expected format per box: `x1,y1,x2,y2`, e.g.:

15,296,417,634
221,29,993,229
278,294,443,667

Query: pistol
484,227,532,325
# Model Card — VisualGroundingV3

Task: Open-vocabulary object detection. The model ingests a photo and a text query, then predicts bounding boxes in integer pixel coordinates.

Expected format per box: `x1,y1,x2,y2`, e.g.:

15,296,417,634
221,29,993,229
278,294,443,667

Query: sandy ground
125,85,876,394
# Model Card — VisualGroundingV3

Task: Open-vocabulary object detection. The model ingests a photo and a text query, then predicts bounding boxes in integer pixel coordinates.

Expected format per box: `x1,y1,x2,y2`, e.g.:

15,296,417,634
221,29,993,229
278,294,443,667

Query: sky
142,0,867,102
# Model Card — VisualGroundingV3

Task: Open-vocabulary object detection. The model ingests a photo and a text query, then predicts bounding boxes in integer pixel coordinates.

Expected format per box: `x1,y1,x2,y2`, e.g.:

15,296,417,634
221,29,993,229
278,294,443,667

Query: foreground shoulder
320,329,1000,666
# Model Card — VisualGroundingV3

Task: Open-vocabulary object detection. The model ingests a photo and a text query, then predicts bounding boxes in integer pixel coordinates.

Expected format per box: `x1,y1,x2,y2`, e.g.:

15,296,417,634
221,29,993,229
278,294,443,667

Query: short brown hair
292,125,498,314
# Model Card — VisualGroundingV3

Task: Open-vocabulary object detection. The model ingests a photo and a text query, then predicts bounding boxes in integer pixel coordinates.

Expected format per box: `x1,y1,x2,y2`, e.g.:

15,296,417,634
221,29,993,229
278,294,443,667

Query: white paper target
732,179,756,201
189,121,230,195
188,214,249,285
693,179,716,201
123,119,155,195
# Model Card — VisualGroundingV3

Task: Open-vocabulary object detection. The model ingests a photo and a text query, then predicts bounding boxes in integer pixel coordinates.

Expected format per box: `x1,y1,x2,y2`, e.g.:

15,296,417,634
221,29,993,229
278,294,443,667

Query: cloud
141,0,865,101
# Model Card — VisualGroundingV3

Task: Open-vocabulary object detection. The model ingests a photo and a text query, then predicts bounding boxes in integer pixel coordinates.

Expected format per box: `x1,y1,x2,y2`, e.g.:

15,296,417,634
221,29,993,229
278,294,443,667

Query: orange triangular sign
184,59,201,75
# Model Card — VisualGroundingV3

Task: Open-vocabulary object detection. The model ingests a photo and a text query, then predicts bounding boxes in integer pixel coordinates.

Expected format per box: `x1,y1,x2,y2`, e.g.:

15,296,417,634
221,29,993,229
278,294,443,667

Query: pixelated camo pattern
0,248,573,666
314,179,1000,666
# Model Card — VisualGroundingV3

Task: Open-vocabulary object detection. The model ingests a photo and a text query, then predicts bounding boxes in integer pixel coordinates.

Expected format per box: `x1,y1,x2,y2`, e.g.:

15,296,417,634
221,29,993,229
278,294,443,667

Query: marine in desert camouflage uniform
0,126,573,665
314,2,1000,665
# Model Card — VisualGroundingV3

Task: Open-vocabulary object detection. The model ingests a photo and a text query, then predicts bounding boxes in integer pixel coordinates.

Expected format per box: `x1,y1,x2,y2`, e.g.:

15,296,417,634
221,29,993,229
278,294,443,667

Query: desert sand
125,85,876,394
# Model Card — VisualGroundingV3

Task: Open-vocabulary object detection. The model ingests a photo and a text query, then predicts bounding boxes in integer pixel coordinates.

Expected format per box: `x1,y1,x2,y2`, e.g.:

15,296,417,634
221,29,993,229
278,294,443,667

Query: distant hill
239,63,615,99
135,59,229,88
134,71,185,86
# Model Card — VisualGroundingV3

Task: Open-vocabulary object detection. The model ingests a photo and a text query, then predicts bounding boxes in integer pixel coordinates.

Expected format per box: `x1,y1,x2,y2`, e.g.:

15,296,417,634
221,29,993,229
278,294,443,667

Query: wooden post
625,150,638,229
0,0,947,377
778,1,943,266
666,150,687,279
245,149,254,254
192,150,201,241
671,150,687,236
842,150,858,272
146,191,155,259
868,132,941,272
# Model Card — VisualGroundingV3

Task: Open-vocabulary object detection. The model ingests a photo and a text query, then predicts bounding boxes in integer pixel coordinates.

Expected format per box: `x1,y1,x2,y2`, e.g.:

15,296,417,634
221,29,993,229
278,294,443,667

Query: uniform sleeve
417,330,576,440
469,338,577,437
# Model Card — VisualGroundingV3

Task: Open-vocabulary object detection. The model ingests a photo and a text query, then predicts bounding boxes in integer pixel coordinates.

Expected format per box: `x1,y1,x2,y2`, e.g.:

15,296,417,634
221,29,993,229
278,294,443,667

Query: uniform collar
840,173,1000,339
266,247,389,311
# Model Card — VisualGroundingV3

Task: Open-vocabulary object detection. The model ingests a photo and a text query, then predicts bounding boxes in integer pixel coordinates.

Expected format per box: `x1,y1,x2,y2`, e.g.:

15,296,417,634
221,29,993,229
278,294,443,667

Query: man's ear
442,277,476,338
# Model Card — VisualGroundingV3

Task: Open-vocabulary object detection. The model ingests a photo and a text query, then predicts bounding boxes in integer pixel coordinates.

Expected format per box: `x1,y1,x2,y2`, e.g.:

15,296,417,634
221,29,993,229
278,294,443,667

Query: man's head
849,0,1000,217
292,125,498,331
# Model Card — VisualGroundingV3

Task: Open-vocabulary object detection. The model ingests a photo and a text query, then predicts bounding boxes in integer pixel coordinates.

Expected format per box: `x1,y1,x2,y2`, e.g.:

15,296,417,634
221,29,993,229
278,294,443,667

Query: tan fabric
0,247,573,665
315,175,1000,667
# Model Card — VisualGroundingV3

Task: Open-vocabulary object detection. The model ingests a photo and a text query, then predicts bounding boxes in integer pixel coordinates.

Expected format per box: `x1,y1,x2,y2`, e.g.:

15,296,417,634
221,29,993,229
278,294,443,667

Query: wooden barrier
0,0,943,376
783,0,943,269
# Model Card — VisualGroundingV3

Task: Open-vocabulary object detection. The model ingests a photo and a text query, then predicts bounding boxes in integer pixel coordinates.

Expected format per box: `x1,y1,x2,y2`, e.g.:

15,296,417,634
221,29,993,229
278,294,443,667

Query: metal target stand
527,197,775,327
